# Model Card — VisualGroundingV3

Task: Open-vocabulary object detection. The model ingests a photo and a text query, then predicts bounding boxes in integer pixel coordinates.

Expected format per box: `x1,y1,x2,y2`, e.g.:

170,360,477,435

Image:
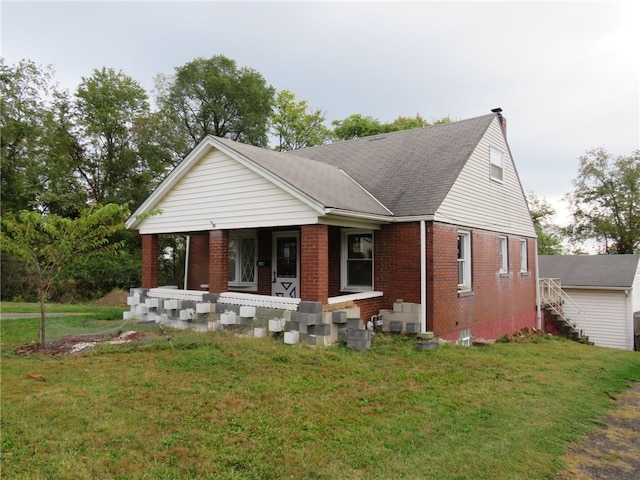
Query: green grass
1,305,639,479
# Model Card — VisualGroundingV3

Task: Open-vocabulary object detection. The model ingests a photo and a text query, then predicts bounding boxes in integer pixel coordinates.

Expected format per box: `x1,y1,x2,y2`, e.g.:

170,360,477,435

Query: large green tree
1,58,85,216
331,113,451,141
271,90,330,151
565,148,640,254
74,67,150,205
0,203,130,347
155,55,275,155
526,192,564,255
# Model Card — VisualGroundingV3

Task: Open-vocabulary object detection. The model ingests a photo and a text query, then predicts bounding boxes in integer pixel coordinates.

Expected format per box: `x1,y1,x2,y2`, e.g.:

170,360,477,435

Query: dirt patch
92,289,129,307
495,326,546,343
557,382,640,479
14,330,149,357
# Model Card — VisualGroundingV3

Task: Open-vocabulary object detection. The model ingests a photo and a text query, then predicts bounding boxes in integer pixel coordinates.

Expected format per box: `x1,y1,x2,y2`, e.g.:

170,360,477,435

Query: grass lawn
1,303,639,479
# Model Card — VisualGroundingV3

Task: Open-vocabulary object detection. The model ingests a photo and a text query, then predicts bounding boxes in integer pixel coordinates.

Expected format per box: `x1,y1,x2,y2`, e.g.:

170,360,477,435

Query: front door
272,231,300,297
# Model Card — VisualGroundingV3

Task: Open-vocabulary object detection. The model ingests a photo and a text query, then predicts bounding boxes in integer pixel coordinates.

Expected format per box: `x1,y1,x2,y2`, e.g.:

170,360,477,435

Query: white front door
272,231,300,298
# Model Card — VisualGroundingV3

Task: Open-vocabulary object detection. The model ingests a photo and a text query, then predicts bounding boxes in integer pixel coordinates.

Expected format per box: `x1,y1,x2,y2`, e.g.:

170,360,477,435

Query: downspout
535,238,542,330
420,220,427,333
183,235,190,290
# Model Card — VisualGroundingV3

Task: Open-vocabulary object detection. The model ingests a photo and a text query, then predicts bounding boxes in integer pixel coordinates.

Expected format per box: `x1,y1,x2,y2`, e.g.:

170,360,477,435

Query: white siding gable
566,288,632,350
435,118,536,237
136,149,319,234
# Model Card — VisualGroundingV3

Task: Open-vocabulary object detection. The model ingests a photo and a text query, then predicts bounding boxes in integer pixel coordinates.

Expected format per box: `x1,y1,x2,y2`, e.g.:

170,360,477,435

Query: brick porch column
208,230,229,294
301,224,329,304
186,234,210,290
141,234,159,288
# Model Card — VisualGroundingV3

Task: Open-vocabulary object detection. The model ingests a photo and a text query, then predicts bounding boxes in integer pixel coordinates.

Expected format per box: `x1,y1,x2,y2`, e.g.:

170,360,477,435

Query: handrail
539,278,585,335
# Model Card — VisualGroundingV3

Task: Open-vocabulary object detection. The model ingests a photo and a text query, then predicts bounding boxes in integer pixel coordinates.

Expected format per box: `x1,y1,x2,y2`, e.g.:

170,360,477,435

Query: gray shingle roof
286,114,496,216
211,136,392,217
538,255,640,288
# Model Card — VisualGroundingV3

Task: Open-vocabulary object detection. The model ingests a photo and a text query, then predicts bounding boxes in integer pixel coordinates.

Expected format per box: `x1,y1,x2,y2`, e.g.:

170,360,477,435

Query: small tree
271,90,329,151
526,192,564,255
565,148,640,254
0,203,130,347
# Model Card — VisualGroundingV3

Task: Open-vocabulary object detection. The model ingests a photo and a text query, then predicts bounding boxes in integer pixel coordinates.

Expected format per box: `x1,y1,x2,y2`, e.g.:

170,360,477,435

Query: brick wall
208,230,229,294
186,234,209,290
141,234,159,289
300,224,329,303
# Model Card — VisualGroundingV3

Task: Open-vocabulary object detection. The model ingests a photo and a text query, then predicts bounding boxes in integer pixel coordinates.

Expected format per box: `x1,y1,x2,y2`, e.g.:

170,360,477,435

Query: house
539,254,640,351
125,109,538,346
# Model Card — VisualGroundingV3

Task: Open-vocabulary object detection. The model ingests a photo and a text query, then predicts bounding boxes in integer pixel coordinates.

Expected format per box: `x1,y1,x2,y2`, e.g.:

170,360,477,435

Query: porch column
141,234,159,289
208,229,229,294
301,224,329,304
186,234,210,290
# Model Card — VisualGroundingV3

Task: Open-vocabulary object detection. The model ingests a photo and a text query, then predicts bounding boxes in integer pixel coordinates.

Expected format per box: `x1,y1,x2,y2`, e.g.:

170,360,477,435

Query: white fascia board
393,215,436,223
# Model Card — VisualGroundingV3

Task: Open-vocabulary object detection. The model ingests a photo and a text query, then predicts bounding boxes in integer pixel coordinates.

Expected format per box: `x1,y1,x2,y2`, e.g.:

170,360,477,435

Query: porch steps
543,305,593,345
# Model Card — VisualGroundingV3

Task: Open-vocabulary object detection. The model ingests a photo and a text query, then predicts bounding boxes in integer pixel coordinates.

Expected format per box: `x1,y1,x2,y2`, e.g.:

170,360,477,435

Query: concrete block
240,316,254,326
127,296,140,306
416,341,439,351
402,302,421,314
240,306,256,318
135,304,149,315
202,293,219,303
307,324,331,336
406,323,420,334
179,308,195,321
345,307,361,318
332,311,347,324
298,312,322,326
268,318,285,332
144,298,158,308
348,329,371,341
338,328,349,343
286,321,300,332
254,327,267,338
196,302,211,314
123,311,134,320
164,299,181,310
390,321,403,333
347,318,364,330
347,339,371,351
299,301,322,314
208,321,221,331
220,312,237,325
393,302,403,313
284,331,300,344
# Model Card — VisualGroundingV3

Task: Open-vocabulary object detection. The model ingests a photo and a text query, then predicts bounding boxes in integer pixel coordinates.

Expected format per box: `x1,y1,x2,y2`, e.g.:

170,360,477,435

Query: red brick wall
328,227,342,296
300,224,329,303
427,223,537,338
186,234,209,290
256,230,271,295
141,234,159,289
208,230,228,294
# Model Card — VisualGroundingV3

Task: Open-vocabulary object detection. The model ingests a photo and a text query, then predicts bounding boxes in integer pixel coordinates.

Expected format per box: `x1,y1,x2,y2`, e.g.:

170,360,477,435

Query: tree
526,192,564,255
331,114,387,140
1,58,85,216
565,148,640,254
155,55,275,154
74,67,150,205
0,203,130,347
271,90,330,151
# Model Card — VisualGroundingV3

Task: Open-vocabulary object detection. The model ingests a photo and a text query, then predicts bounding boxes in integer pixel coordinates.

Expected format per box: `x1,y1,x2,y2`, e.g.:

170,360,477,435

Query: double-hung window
499,236,508,274
489,147,504,182
457,231,471,291
228,231,257,288
342,230,373,291
520,239,528,273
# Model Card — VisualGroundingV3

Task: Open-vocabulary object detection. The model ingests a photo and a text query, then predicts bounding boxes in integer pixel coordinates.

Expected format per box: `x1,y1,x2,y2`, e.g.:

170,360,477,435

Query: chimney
491,107,507,137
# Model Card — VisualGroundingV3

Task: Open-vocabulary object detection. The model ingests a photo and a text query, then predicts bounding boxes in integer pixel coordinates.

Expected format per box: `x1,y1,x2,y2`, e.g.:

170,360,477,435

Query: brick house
126,109,538,344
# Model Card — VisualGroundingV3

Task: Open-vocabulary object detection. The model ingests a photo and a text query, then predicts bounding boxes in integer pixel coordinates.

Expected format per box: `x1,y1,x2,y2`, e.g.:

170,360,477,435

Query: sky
1,0,639,226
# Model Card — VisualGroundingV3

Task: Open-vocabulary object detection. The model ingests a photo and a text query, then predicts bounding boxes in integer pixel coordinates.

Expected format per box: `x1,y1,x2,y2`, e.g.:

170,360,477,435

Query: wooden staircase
540,278,593,345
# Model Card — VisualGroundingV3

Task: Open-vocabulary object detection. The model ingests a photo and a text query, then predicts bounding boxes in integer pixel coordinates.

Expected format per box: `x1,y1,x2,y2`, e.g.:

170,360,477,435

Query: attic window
489,147,504,182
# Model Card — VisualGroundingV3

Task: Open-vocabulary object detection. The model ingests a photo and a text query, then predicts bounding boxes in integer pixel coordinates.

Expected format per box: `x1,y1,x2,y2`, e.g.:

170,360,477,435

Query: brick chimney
491,107,507,137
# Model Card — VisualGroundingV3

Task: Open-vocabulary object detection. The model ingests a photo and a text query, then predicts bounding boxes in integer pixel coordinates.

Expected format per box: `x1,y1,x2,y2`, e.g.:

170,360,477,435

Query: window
457,231,471,290
499,236,508,274
342,230,373,290
520,239,528,273
228,232,256,287
489,147,504,182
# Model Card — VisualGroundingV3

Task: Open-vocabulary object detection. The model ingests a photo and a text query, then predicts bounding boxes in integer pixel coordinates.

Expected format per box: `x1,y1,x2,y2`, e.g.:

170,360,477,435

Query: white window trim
489,146,504,183
457,230,472,291
520,239,528,273
228,230,257,289
499,236,509,274
341,229,374,292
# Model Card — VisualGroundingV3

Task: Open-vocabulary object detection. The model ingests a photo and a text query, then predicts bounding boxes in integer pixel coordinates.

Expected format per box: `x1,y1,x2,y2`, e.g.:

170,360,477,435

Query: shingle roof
538,255,640,289
285,113,496,216
211,137,392,217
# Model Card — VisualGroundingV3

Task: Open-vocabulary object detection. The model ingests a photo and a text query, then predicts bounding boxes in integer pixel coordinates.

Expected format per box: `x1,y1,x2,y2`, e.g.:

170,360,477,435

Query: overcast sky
2,0,638,224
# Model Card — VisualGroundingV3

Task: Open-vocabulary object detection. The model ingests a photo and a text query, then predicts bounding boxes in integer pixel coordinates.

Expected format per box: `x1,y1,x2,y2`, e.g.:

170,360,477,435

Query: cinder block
164,299,181,310
299,301,322,314
345,307,360,318
406,323,420,334
135,304,149,315
284,331,300,344
127,296,140,306
240,316,254,326
254,327,267,338
220,312,237,325
298,312,322,326
286,321,300,332
123,311,134,320
390,321,403,333
393,302,403,313
202,293,219,303
196,302,211,314
347,339,371,351
348,329,371,341
338,328,349,343
346,318,364,330
308,324,331,336
240,306,256,318
332,311,347,324
180,308,195,321
268,318,285,332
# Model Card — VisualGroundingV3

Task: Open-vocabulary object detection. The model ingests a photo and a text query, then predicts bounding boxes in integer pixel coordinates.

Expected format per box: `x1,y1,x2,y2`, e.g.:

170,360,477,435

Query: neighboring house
126,109,538,344
539,255,640,351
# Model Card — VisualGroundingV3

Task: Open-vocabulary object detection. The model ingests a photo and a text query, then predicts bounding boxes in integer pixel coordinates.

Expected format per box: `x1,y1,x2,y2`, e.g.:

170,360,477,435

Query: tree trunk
39,287,46,348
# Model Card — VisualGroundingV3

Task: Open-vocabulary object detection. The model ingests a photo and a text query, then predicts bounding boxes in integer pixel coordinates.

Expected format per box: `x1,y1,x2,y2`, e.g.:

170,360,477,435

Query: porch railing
539,278,585,336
